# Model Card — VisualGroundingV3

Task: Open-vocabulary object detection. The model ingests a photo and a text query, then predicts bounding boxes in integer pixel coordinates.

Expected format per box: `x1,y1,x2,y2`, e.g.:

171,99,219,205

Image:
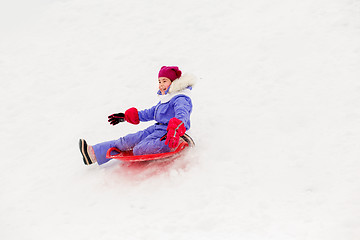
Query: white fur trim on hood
168,73,196,94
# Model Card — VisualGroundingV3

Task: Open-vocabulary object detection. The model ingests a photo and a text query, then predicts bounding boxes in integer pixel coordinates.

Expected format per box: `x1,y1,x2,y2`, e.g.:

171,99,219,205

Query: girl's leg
91,140,117,165
92,126,155,165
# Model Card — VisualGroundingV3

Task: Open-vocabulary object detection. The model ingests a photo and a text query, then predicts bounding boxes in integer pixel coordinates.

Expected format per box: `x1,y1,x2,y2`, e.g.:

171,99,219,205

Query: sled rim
106,141,189,162
181,133,195,147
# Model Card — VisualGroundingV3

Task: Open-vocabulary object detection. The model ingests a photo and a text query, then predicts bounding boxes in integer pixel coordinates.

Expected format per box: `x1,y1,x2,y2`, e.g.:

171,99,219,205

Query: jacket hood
168,73,196,94
158,73,196,95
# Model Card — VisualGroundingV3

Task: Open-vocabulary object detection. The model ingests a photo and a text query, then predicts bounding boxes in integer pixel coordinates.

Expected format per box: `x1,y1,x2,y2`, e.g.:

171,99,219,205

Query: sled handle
106,147,122,159
105,141,189,161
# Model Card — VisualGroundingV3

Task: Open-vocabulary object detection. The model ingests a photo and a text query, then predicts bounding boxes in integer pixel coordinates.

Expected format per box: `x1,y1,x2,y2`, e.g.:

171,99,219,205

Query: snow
1,0,360,239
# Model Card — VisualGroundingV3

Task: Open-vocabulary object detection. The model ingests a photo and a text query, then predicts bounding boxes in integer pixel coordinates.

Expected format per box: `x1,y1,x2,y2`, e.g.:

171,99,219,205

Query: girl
79,66,196,165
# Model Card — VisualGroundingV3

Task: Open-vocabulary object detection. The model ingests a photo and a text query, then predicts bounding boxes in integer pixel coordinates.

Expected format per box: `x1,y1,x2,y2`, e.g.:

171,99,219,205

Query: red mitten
164,118,186,148
125,107,140,125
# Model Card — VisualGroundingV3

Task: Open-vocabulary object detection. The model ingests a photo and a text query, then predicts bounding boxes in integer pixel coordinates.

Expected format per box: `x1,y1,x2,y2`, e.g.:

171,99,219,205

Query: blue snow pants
92,124,170,165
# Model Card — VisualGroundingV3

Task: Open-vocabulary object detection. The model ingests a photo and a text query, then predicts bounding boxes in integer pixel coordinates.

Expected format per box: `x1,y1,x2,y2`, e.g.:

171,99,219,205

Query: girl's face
158,77,172,95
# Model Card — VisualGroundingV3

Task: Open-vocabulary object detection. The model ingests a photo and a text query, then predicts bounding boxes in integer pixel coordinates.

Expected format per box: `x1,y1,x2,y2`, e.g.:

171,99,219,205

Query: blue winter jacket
138,89,193,130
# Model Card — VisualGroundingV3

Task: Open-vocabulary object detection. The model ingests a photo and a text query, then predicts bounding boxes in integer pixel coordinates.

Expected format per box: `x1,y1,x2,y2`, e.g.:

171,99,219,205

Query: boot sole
79,139,92,165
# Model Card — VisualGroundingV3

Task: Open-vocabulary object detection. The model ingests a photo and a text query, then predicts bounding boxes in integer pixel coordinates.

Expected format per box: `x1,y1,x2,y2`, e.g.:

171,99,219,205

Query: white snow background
1,0,360,239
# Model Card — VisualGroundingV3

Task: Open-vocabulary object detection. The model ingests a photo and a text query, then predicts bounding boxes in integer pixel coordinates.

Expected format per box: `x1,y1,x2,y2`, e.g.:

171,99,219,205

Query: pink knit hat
158,66,182,81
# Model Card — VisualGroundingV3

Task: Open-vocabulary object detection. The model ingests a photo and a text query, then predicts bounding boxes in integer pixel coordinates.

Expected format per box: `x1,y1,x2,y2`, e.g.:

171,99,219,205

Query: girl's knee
133,143,152,155
133,141,170,156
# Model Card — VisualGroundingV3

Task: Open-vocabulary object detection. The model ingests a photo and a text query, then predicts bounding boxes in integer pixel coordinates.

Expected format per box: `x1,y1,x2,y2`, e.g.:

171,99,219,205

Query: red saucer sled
106,134,195,162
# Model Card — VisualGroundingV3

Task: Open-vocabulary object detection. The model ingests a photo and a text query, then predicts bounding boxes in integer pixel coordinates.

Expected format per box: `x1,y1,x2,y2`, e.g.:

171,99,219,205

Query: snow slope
1,0,360,239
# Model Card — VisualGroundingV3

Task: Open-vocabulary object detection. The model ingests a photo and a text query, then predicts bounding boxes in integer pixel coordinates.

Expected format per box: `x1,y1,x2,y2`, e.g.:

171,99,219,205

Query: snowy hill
1,0,359,239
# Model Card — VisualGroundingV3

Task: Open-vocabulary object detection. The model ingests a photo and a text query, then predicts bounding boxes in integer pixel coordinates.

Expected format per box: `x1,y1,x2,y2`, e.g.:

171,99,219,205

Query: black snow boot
79,139,96,165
